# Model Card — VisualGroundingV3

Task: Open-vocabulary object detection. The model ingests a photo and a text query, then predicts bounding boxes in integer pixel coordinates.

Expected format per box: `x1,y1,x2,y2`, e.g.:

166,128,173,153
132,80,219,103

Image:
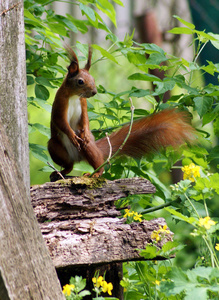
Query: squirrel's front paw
71,135,83,150
79,129,90,146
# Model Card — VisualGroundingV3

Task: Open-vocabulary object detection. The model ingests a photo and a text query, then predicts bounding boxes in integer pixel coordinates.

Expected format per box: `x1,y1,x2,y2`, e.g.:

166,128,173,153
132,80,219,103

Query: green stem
89,98,135,177
135,262,150,297
202,236,218,268
141,198,181,214
188,40,208,85
203,197,209,217
205,234,219,269
184,193,200,218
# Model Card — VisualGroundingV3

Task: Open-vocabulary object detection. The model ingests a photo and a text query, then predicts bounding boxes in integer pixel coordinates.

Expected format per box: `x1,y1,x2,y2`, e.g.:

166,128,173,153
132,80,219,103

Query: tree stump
31,177,172,299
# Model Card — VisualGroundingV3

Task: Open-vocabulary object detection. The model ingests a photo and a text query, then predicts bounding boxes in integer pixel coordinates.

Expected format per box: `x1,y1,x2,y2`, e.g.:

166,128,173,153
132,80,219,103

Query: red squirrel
48,46,195,180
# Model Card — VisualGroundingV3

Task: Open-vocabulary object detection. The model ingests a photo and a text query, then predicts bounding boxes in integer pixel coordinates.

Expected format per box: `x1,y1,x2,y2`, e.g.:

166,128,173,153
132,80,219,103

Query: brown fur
96,109,195,160
48,47,195,179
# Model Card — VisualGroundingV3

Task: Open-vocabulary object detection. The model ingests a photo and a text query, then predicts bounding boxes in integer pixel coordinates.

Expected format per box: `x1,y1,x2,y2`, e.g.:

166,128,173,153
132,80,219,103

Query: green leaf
208,146,219,162
29,143,48,164
54,15,78,33
146,52,167,65
34,99,52,112
32,123,50,138
153,79,175,95
209,33,219,49
193,96,213,117
47,22,67,36
184,287,207,300
194,30,217,41
168,27,193,35
128,73,162,82
213,117,219,137
165,207,197,225
173,15,195,29
106,33,119,43
69,276,86,291
137,42,165,55
201,60,217,75
79,3,96,21
34,0,49,4
161,241,180,254
24,9,44,27
209,173,219,194
129,89,150,98
66,14,88,33
112,0,123,5
92,44,118,63
78,290,91,297
27,75,35,85
160,268,189,295
35,84,50,100
127,52,147,65
202,112,216,126
139,245,159,259
35,77,55,88
39,166,53,172
191,266,218,281
96,0,117,27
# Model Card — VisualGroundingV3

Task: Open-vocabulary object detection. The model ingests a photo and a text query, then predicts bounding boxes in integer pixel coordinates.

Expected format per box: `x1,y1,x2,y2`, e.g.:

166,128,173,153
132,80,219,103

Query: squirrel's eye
78,79,84,85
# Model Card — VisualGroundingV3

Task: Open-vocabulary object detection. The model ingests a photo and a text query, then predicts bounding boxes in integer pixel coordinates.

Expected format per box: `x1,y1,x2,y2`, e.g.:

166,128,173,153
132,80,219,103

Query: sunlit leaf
92,44,118,63
128,73,162,82
173,15,195,29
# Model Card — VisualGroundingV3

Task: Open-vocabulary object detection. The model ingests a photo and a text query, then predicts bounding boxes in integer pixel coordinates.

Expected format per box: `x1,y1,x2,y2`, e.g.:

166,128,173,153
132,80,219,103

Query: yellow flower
155,280,160,286
158,225,170,234
92,276,104,288
124,209,142,221
62,284,75,296
198,216,216,229
102,281,113,295
151,231,160,241
133,212,143,222
215,243,219,251
181,163,200,182
124,209,134,218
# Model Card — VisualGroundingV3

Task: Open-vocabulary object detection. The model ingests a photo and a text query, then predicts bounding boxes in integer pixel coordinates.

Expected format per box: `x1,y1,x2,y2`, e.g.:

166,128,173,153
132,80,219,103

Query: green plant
25,1,219,299
62,276,91,299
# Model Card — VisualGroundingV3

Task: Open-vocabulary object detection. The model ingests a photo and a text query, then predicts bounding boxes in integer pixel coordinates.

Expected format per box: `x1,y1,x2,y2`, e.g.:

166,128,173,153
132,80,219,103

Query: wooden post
0,0,64,298
31,177,172,299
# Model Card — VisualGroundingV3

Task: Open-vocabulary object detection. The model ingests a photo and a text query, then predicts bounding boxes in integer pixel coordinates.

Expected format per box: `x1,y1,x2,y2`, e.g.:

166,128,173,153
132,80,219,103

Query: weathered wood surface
31,177,172,269
0,0,65,298
0,121,65,300
31,177,156,221
0,0,30,192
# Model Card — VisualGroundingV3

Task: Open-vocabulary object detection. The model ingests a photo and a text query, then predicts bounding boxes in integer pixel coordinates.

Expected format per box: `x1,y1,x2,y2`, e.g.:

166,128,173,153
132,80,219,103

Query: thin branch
105,132,112,163
89,97,135,177
47,161,65,180
0,2,21,16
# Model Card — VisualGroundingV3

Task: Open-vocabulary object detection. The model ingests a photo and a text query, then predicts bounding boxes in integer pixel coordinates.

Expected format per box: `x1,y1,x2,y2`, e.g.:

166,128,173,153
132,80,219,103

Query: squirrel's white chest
67,95,82,131
61,96,82,161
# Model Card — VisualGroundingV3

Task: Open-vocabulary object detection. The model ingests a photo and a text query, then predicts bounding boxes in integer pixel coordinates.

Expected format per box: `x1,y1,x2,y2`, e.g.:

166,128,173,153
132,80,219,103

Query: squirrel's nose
92,88,97,96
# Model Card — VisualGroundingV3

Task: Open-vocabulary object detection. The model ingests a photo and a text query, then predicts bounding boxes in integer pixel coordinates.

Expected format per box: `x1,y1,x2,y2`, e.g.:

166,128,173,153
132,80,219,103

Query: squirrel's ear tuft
65,45,79,63
64,45,79,77
67,61,79,77
84,45,92,71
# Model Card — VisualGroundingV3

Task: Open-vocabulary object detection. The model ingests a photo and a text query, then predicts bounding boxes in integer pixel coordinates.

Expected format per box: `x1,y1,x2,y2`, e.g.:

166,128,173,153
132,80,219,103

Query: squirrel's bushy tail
95,109,195,160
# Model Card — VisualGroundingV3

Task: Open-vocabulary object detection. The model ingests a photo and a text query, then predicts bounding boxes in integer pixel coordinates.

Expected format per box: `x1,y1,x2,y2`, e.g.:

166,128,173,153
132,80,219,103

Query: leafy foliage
25,1,219,299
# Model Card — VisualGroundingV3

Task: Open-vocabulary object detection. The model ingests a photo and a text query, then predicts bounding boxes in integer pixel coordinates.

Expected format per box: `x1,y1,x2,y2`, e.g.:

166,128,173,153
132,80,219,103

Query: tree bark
31,177,171,268
0,121,65,299
0,0,29,192
0,1,64,298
